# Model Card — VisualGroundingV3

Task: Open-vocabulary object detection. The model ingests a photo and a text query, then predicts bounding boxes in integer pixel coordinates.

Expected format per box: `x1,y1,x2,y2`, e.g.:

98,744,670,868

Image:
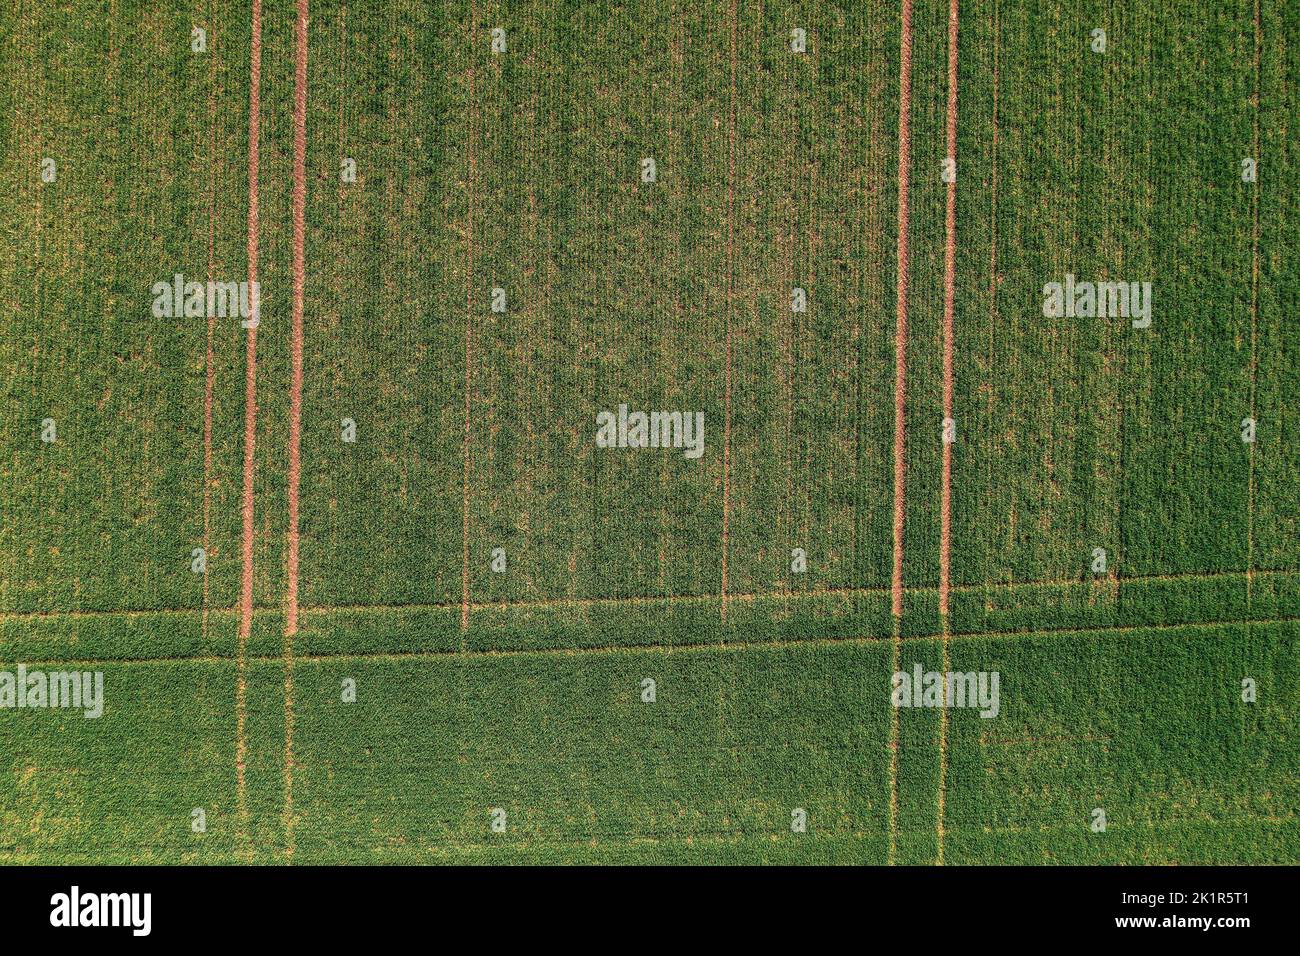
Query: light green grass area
944,621,1299,864
0,660,285,864
289,641,887,864
0,0,1294,864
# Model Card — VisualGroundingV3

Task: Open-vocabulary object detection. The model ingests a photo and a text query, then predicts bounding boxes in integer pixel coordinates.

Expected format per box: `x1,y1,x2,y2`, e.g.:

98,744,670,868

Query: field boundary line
3,568,1295,623
460,0,479,638
891,0,914,620
241,829,890,859
234,0,264,862
1247,0,1260,604
282,0,310,863
887,616,901,865
201,0,219,648
983,0,1000,611
981,734,1112,747
285,13,308,638
14,616,1299,670
936,0,960,867
941,815,1297,842
337,2,347,208
938,0,959,620
70,814,1285,864
887,0,914,867
12,816,1291,864
720,0,738,625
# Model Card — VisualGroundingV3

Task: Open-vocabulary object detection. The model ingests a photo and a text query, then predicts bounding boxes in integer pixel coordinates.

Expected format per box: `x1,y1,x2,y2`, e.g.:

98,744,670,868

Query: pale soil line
983,0,1000,609
2,605,244,622
887,0,914,868
338,3,346,197
298,567,1291,612
301,612,1300,653
237,0,264,860
460,0,478,637
24,816,1278,864
720,0,738,624
981,734,1112,747
299,567,1294,606
283,0,310,863
202,0,219,646
3,568,1290,624
286,14,308,640
891,0,913,620
779,13,797,600
1247,0,1260,604
943,815,1297,842
937,0,959,868
21,614,1300,671
939,0,959,620
887,617,901,865
937,612,951,862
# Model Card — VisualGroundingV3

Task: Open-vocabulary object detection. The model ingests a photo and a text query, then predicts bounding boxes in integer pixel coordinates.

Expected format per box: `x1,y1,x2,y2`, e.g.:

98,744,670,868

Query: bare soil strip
983,0,1000,607
982,734,1112,747
1247,0,1260,602
283,0,310,862
460,0,479,635
286,22,308,639
937,0,959,867
236,0,264,858
2,568,1283,624
939,0,959,619
202,0,219,646
888,1,914,863
22,616,1300,671
887,617,901,864
720,0,738,624
891,0,913,620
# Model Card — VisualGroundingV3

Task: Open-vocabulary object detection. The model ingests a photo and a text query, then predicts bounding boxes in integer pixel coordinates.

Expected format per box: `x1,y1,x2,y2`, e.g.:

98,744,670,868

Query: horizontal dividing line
0,828,884,861
979,734,1113,747
4,814,1290,863
282,829,879,850
5,569,1293,624
307,569,1293,618
235,813,1300,848
8,616,1297,670
185,746,876,776
0,605,241,622
942,815,1298,840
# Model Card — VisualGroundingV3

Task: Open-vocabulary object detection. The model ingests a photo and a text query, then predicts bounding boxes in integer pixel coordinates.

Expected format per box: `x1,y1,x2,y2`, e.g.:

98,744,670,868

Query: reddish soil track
1246,0,1260,601
286,1,308,640
937,0,960,866
202,0,219,644
891,0,913,619
236,0,264,854
283,0,309,860
887,0,915,866
460,0,478,635
939,0,959,618
720,0,738,624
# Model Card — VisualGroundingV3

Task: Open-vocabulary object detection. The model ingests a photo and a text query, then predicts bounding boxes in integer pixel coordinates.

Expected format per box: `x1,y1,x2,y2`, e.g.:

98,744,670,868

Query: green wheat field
0,0,1296,864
